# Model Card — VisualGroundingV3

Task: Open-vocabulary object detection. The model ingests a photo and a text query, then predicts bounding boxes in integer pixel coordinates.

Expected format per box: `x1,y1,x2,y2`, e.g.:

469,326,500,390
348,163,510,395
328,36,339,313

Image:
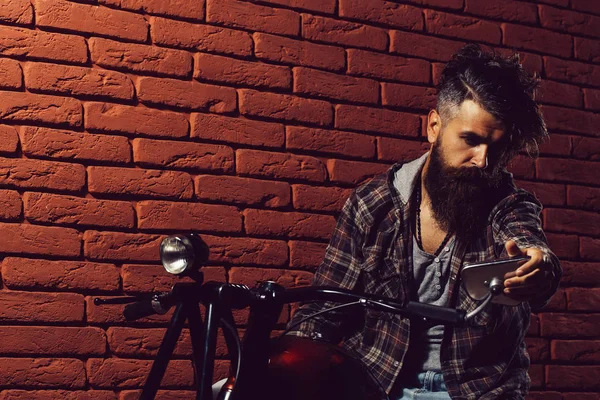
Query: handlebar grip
404,301,466,325
123,299,159,321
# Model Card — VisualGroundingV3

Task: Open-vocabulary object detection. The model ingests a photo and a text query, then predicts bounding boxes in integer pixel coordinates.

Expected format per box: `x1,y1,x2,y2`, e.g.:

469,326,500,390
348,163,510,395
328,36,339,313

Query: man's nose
471,146,489,169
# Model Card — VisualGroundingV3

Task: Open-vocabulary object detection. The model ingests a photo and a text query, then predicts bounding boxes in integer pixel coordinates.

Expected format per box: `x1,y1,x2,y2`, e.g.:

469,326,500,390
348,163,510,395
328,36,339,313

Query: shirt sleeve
286,191,365,342
491,189,562,310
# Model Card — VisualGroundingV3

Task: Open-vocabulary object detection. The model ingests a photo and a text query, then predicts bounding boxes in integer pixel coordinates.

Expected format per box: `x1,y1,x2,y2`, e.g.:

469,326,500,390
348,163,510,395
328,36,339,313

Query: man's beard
423,140,504,241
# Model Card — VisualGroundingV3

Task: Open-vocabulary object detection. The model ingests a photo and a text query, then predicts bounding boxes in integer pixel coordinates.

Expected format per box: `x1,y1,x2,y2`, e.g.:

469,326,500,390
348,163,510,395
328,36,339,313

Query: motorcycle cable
220,317,242,389
275,299,391,400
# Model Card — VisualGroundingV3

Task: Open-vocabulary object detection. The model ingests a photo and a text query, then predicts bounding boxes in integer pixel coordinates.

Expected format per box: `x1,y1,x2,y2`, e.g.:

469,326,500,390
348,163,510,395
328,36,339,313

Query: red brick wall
0,0,598,398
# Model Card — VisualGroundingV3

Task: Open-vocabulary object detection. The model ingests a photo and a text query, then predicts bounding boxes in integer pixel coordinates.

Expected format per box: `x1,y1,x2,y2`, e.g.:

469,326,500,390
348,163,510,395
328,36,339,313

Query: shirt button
436,284,441,290
445,247,450,252
434,257,440,263
436,271,442,277
393,361,400,367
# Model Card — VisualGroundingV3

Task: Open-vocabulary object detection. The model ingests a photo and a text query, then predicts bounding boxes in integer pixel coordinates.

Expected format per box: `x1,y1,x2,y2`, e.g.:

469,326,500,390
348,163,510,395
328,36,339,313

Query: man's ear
427,109,441,144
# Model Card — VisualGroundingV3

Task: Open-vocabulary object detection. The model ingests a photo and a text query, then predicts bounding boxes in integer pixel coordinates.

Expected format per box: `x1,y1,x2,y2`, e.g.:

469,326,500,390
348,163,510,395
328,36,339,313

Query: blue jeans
394,371,451,400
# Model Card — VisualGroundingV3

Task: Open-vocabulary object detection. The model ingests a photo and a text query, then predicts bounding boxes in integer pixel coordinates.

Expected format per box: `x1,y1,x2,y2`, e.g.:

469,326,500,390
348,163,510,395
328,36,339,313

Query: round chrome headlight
160,235,195,275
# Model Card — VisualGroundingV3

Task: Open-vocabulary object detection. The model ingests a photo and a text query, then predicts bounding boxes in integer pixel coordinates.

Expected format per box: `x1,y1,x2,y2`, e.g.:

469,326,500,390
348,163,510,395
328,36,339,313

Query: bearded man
287,44,562,400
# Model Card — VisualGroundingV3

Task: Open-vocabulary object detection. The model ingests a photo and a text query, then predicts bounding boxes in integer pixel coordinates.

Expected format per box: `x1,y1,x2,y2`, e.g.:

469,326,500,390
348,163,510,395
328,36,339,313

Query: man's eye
464,137,478,146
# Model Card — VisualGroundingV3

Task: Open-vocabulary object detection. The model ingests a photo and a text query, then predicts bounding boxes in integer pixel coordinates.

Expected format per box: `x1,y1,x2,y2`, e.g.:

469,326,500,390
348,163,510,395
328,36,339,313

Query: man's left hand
502,240,554,302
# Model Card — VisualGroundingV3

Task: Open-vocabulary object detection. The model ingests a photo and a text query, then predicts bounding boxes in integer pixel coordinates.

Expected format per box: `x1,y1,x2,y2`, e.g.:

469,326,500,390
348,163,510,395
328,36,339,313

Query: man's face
423,100,508,239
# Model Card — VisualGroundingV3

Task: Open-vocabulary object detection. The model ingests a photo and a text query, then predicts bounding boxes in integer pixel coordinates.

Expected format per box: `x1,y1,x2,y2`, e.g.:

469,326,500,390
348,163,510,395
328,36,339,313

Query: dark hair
437,44,547,167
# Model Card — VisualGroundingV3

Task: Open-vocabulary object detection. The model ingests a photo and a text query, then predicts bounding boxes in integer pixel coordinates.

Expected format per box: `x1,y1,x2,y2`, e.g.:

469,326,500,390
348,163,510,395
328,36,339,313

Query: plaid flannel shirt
288,155,562,400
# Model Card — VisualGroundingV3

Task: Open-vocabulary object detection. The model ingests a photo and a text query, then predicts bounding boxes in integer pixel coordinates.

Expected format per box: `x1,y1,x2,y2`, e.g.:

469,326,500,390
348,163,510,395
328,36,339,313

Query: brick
542,105,600,136
86,296,172,324
495,49,543,75
544,57,600,87
0,390,116,400
583,88,600,111
0,158,85,192
339,0,423,31
239,89,332,126
207,0,300,36
544,208,600,235
195,175,290,208
107,327,192,358
571,0,600,14
84,231,163,262
0,358,85,388
336,104,421,137
0,58,22,89
377,137,430,163
20,126,131,163
132,138,234,173
552,340,600,362
0,90,82,127
540,5,600,38
23,192,135,229
546,365,600,390
539,80,583,108
87,358,194,388
292,185,351,213
251,0,335,13
2,257,120,292
525,337,550,362
137,200,242,232
301,14,388,51
347,49,430,83
464,0,537,23
137,77,236,113
24,62,133,100
0,222,80,257
150,17,252,57
286,126,376,158
0,291,84,323
89,38,192,79
195,53,291,89
543,288,567,311
571,136,600,160
537,134,571,157
432,62,444,86
237,149,327,182
406,0,463,9
546,233,578,259
35,0,148,42
289,240,327,270
85,102,189,139
191,113,284,147
88,166,193,200
0,190,21,220
327,159,389,184
0,125,18,154
537,158,598,186
575,37,600,64
540,313,600,337
382,83,437,110
561,261,600,286
0,26,88,64
0,326,106,356
568,286,600,311
502,23,571,58
229,267,313,290
425,10,501,44
98,0,204,20
0,0,33,25
529,364,543,389
568,185,600,211
244,209,335,240
390,30,464,63
527,392,563,400
254,32,345,72
119,390,196,400
122,265,224,293
202,234,289,266
293,67,379,104
515,180,565,207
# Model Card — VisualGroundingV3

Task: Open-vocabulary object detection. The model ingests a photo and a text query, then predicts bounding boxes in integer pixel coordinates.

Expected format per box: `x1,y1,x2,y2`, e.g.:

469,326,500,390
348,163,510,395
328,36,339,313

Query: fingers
504,240,523,258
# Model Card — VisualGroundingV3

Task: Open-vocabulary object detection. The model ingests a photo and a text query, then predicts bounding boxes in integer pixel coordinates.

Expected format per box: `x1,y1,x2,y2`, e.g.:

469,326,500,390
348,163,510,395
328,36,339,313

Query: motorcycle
94,233,511,400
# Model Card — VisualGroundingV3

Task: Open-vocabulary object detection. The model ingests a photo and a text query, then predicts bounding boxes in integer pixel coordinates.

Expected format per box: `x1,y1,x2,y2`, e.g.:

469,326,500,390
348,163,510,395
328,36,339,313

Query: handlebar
98,282,468,326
